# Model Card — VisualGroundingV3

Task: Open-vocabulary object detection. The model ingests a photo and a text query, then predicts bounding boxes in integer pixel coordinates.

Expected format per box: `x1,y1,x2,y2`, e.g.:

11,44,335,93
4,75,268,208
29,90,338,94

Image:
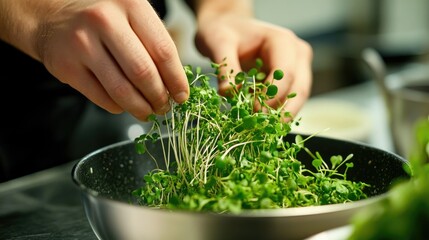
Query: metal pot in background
362,48,429,159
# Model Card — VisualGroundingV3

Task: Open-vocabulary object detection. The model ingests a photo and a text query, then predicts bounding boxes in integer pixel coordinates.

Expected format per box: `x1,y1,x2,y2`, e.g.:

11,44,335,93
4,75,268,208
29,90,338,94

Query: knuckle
82,3,114,28
111,83,132,101
152,94,169,109
129,61,154,82
153,39,177,63
299,40,313,59
69,30,92,55
277,29,313,60
298,85,311,99
286,71,296,83
279,28,297,40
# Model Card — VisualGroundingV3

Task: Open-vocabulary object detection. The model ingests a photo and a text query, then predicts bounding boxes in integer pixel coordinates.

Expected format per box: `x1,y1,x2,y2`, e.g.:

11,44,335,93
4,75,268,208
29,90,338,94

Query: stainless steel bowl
72,134,408,240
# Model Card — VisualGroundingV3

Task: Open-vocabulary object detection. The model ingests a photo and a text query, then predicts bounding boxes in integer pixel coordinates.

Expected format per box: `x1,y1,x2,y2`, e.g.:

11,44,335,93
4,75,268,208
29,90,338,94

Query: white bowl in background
292,99,372,142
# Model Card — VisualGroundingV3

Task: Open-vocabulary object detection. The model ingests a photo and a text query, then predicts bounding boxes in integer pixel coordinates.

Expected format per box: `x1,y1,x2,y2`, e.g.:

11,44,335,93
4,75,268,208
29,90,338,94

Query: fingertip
154,102,171,115
173,91,189,104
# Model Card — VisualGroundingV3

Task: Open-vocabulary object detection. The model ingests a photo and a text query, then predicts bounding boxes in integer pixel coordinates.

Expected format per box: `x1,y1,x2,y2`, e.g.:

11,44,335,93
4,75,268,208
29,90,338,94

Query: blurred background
167,0,429,94
68,0,429,161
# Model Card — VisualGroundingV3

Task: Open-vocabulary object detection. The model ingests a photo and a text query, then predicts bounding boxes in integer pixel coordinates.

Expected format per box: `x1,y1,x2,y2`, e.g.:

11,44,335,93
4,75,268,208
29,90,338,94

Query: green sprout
133,58,369,213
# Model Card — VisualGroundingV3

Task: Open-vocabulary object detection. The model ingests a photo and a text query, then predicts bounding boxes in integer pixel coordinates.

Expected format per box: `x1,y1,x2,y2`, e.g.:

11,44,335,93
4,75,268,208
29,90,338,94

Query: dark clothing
0,0,167,182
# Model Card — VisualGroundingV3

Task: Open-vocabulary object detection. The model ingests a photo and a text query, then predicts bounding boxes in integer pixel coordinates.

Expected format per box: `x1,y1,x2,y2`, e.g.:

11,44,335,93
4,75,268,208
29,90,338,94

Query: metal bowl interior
72,134,409,240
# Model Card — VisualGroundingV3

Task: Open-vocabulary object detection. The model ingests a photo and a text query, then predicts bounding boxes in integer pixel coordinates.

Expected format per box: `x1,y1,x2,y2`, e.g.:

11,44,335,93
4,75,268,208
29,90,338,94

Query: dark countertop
0,161,96,240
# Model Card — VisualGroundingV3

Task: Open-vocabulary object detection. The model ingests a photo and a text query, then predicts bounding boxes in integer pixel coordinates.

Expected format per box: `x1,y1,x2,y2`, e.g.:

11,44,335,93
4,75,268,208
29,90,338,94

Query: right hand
36,0,189,121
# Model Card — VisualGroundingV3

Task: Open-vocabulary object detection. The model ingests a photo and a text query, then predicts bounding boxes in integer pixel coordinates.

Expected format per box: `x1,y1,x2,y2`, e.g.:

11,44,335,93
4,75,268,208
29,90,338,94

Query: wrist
0,0,58,61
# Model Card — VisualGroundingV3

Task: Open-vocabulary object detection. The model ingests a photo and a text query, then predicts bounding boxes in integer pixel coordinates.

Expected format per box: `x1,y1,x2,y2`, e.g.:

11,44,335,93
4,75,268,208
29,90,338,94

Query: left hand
194,14,313,117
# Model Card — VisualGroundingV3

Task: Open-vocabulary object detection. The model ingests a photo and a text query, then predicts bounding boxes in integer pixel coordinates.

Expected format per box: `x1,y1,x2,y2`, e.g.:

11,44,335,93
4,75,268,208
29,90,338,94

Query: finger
281,41,313,117
194,29,244,95
98,11,171,115
261,30,301,110
64,64,123,114
46,28,123,114
265,39,312,118
91,46,155,121
90,48,155,121
76,28,155,121
128,1,189,103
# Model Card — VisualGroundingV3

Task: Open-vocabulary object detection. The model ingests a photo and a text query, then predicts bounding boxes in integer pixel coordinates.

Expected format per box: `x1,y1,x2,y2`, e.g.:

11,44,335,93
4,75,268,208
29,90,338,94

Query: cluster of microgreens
133,59,369,213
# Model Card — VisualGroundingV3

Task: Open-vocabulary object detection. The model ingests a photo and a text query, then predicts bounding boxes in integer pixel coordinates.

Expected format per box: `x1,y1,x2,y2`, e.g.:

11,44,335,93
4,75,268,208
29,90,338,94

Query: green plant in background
133,59,369,213
348,116,429,240
409,117,429,165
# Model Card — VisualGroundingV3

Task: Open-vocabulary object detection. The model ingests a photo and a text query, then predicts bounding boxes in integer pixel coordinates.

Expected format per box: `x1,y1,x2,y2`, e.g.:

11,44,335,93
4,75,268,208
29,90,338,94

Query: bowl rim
71,134,407,218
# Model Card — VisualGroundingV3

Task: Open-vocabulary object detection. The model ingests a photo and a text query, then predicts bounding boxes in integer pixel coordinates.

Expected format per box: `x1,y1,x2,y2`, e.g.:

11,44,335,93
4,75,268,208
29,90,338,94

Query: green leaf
230,106,249,119
256,72,266,81
215,156,227,170
260,151,273,162
346,162,354,168
151,133,160,142
255,58,263,69
257,172,268,183
235,71,246,84
312,159,322,169
184,65,194,81
273,70,284,80
286,178,297,190
335,183,349,195
135,143,146,154
205,176,217,190
242,116,257,129
247,68,258,77
330,155,343,168
147,114,157,122
292,162,301,172
144,174,153,183
287,92,297,98
266,85,278,97
295,135,304,147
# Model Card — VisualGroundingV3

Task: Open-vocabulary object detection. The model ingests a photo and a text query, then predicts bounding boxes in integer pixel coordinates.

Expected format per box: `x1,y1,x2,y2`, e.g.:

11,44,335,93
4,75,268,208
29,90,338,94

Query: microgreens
133,59,369,213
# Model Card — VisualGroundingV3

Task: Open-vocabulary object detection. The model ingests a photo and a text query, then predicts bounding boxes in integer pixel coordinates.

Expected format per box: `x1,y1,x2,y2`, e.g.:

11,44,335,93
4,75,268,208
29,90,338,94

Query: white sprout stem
221,140,261,159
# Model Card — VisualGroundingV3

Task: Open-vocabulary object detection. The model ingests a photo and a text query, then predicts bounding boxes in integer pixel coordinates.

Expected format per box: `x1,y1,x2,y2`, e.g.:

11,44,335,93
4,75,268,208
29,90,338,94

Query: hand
194,15,313,118
35,0,189,121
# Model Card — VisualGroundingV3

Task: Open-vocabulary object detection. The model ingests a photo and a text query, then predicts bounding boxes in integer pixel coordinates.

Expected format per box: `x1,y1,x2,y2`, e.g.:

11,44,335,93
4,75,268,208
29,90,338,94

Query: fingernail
156,103,171,115
174,91,189,103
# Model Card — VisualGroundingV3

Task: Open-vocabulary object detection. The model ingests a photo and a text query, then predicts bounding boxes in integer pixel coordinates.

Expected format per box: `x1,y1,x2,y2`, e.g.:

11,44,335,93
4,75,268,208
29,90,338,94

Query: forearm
185,0,253,24
0,0,62,60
